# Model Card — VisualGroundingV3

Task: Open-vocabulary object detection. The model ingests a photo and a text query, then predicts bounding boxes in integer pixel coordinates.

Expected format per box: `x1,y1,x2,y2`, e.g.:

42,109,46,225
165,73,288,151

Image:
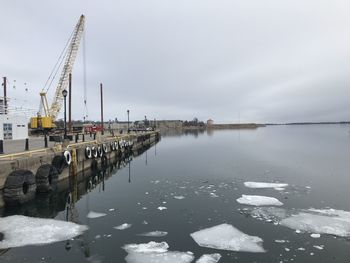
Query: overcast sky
1,0,350,123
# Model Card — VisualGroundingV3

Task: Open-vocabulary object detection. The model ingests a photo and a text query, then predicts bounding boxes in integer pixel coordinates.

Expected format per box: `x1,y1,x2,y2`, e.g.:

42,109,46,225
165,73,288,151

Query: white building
0,114,28,140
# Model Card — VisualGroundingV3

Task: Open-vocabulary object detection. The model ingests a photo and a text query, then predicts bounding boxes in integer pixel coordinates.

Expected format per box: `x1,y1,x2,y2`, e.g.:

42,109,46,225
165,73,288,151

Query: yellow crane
31,15,85,131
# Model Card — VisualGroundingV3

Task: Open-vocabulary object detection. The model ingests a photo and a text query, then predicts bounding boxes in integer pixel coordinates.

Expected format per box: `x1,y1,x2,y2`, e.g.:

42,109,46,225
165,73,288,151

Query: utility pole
100,83,104,135
68,73,72,133
3,77,7,114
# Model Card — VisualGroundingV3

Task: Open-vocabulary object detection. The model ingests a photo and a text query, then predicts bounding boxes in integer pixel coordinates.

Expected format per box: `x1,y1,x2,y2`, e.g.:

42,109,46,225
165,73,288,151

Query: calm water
1,125,350,262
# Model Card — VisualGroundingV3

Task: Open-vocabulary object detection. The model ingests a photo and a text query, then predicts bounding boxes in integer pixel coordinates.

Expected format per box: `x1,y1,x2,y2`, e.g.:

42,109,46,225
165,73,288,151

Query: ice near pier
0,215,88,249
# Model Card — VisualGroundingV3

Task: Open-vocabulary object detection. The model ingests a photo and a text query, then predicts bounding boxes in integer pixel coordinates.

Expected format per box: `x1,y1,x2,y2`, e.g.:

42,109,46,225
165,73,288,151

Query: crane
30,15,85,131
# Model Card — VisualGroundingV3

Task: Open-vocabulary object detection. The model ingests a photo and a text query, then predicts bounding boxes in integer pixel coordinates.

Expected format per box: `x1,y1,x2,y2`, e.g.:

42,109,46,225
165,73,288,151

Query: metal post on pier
44,133,48,148
68,73,72,133
3,77,7,114
100,83,104,135
0,140,3,154
25,138,29,151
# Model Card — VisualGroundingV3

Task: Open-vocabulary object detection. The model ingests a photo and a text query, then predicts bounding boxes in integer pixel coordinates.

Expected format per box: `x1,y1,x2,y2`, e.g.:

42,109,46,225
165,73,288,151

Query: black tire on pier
51,155,67,174
4,169,37,205
35,164,59,193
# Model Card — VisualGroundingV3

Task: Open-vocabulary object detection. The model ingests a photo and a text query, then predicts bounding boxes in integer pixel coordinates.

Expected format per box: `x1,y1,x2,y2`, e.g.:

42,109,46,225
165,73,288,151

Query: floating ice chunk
0,215,88,249
157,206,167,211
237,195,283,206
123,241,194,263
137,231,168,237
190,223,265,253
244,182,288,189
124,241,169,253
274,188,285,191
280,209,350,237
313,245,324,250
210,193,219,198
87,211,107,218
274,240,288,243
114,223,132,230
196,253,221,263
174,196,185,200
108,208,116,212
310,233,321,238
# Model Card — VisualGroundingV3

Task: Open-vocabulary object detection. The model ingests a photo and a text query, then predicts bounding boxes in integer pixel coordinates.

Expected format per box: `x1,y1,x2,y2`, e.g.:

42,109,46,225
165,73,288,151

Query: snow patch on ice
0,215,88,249
190,223,265,253
244,182,288,189
123,241,194,263
237,195,283,206
196,253,221,263
87,211,107,218
138,231,168,237
114,223,132,230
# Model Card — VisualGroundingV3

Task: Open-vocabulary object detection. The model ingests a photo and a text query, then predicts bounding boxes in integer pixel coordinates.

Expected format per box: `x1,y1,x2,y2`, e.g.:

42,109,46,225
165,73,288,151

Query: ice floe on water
190,223,265,253
122,241,194,263
157,206,167,211
0,215,88,249
244,182,288,190
137,231,168,237
310,233,321,238
237,195,283,206
174,195,185,200
242,207,350,238
280,209,350,237
196,253,221,263
87,211,107,218
114,223,132,230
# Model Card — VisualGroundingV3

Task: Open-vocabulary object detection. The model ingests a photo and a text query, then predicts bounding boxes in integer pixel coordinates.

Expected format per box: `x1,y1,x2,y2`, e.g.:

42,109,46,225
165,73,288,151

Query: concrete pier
0,131,160,208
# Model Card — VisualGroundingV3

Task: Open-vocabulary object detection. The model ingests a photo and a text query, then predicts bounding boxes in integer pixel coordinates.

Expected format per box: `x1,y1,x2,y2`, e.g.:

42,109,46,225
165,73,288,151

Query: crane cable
83,29,88,121
42,28,75,93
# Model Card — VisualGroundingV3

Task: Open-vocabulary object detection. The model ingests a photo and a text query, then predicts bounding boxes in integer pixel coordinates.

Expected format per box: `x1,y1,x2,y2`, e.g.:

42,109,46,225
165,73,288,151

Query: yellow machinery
31,15,85,130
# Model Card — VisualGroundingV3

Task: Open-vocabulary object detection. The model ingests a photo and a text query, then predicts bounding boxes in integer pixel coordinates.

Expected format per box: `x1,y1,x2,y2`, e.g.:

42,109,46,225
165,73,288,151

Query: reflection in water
0,141,158,220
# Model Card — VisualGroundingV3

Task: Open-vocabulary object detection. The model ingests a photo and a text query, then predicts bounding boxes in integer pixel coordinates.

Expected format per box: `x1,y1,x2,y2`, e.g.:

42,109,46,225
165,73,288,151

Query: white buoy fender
85,146,92,159
97,146,103,157
64,150,72,165
91,146,98,158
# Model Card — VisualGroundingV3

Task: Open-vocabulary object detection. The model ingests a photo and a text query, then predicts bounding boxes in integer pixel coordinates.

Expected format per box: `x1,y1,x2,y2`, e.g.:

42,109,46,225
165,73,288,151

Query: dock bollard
25,138,29,151
0,140,3,154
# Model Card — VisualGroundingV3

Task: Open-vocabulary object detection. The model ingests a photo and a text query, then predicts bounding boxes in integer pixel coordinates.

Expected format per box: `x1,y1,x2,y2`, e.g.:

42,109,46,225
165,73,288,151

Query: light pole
127,109,130,133
62,89,68,139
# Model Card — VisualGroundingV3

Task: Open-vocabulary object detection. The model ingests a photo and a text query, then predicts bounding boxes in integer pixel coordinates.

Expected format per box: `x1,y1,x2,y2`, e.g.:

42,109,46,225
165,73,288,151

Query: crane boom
50,14,85,121
30,15,85,131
